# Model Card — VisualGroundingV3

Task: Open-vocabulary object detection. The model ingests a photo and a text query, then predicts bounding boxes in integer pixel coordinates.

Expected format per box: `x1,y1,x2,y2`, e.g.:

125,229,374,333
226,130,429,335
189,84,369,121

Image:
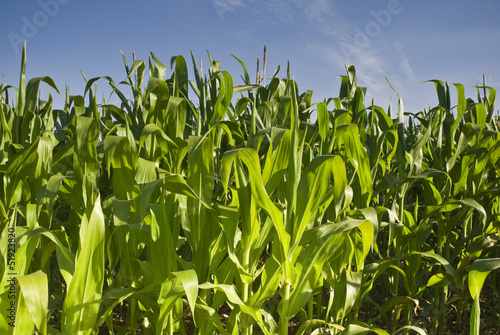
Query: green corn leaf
199,283,272,335
4,137,40,206
151,52,167,80
356,219,374,267
165,96,187,139
156,284,186,334
95,287,135,328
127,59,146,81
293,155,347,250
344,124,373,207
212,258,239,309
24,76,60,115
473,103,487,131
332,269,363,322
149,207,178,288
300,217,369,243
295,320,345,335
234,84,259,93
147,78,170,122
139,123,178,152
481,86,496,123
232,54,251,85
36,174,65,224
317,102,329,141
13,291,35,335
287,232,344,318
468,258,500,298
262,129,291,195
426,273,453,288
470,294,481,335
247,254,282,308
450,83,466,145
31,227,75,287
0,226,74,292
288,217,369,319
0,226,34,284
73,116,99,206
170,55,189,98
209,71,233,126
62,195,105,335
157,170,213,209
194,303,230,335
220,147,294,283
171,270,199,325
392,325,427,335
425,79,448,111
95,285,155,330
103,104,132,125
381,296,420,315
15,270,48,335
104,135,140,200
415,252,462,291
15,42,27,118
340,323,389,335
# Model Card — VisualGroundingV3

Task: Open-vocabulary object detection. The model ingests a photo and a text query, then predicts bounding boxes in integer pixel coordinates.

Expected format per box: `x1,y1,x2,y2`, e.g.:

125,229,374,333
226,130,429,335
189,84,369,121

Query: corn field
0,44,499,335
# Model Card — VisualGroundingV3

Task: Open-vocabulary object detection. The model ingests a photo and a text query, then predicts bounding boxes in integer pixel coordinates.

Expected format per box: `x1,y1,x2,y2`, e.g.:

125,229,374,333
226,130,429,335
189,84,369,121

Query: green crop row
0,44,499,335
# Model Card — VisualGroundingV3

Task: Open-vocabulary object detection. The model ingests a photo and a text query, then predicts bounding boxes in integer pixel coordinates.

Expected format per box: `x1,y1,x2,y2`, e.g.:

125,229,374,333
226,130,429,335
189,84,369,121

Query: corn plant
0,43,499,335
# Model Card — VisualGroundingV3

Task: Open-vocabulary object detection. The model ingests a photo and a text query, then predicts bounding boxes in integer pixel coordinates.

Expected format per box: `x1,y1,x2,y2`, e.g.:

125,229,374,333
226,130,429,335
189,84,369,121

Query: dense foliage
0,44,499,335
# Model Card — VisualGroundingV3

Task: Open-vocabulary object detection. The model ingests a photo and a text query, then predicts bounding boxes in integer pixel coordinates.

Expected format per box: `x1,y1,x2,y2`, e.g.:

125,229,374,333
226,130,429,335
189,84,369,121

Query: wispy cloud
288,0,418,103
262,0,295,23
213,0,244,20
394,42,416,83
227,0,420,107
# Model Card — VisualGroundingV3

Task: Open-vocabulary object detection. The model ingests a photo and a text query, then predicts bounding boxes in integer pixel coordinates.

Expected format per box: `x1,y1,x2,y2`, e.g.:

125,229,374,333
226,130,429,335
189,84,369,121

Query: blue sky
1,0,500,115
